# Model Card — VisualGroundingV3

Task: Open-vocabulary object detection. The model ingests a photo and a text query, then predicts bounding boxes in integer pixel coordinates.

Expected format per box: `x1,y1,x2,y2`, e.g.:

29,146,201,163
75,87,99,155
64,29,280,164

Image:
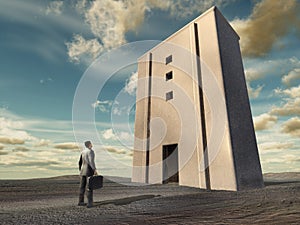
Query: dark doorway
163,144,179,184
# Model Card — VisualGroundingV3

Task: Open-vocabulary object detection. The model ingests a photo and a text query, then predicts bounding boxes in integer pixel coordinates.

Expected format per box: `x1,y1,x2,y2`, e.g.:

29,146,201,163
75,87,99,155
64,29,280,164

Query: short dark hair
84,141,91,148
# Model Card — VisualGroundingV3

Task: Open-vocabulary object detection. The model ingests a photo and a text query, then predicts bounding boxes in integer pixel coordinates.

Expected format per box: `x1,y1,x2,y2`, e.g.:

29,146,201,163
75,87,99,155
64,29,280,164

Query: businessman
78,141,97,208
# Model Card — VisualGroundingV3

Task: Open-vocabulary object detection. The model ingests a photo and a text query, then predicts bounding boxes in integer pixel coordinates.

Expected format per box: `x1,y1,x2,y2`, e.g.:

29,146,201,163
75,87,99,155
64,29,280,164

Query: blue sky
0,0,299,179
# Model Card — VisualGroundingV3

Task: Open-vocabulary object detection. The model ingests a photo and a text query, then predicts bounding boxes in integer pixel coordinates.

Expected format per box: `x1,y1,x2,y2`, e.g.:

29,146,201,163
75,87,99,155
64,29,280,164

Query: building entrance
163,144,179,184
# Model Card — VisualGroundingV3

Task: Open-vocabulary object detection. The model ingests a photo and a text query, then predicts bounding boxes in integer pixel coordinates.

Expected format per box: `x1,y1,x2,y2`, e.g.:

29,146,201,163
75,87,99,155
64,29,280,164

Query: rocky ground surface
0,173,299,225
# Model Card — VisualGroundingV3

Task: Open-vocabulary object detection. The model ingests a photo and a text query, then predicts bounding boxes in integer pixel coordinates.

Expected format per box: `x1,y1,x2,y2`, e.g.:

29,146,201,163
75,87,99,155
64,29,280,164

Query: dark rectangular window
166,55,172,64
166,91,173,101
166,71,173,81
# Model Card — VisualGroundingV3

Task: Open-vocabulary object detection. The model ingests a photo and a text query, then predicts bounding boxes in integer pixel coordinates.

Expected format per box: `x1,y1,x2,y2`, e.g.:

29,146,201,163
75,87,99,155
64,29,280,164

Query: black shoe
78,202,87,206
87,204,93,208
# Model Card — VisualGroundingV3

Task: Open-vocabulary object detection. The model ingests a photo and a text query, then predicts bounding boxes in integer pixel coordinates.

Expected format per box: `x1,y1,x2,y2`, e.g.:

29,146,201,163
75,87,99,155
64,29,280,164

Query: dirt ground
0,173,299,225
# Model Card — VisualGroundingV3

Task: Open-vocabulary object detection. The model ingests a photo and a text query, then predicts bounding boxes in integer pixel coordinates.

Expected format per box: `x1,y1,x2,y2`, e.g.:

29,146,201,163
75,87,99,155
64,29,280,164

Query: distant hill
30,172,300,182
2,172,299,182
263,172,300,181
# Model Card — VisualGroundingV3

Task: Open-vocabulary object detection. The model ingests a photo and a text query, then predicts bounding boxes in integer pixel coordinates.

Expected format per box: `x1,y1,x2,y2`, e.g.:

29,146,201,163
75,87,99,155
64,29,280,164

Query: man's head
84,141,92,149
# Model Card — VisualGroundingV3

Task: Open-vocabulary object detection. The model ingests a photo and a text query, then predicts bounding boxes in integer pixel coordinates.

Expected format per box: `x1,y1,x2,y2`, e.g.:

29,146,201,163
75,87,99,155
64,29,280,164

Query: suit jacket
79,148,96,177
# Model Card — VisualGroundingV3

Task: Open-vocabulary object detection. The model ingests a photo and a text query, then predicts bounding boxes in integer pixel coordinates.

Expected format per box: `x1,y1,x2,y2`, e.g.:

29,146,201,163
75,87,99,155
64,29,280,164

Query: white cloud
282,68,300,86
0,137,25,145
66,34,103,64
75,0,89,13
112,107,123,116
1,159,61,167
275,85,300,98
40,77,53,85
247,83,264,99
259,142,294,151
230,0,300,57
270,84,300,116
245,57,300,81
0,109,103,178
0,110,79,153
245,68,264,82
170,0,233,19
54,142,81,150
112,104,133,116
12,146,30,152
271,97,300,116
71,0,157,63
46,1,63,15
243,58,300,100
34,139,51,147
69,0,234,64
281,117,300,137
84,0,126,49
124,71,138,95
281,154,300,163
0,117,37,144
92,100,113,113
0,117,23,129
254,113,277,131
102,128,133,143
104,146,127,155
82,0,172,48
102,129,117,140
119,131,133,142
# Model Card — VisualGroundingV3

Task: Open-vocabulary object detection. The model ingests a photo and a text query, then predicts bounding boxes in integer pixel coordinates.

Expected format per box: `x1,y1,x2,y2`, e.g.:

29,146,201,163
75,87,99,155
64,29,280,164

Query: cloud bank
254,113,277,131
231,0,300,57
124,72,138,95
46,1,63,15
282,117,300,137
0,116,38,145
66,34,103,64
282,69,300,86
272,85,300,117
0,137,25,145
66,0,234,63
54,142,80,150
259,142,294,151
271,97,300,117
275,85,300,98
104,146,127,155
247,84,264,99
12,146,30,152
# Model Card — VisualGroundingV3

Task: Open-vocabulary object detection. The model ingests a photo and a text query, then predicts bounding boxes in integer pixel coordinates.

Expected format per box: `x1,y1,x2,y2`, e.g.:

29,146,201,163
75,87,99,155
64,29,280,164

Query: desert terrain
0,173,299,225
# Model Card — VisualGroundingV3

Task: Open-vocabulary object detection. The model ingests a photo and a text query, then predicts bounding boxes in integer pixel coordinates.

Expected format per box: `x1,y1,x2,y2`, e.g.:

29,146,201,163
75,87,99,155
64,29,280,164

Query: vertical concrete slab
165,26,201,188
132,54,150,183
214,8,264,190
195,9,237,191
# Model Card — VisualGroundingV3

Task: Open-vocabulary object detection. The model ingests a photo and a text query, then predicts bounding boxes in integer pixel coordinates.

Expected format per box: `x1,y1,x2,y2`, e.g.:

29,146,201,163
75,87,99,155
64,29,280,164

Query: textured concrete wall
195,9,237,191
214,9,264,190
132,54,150,183
146,29,201,187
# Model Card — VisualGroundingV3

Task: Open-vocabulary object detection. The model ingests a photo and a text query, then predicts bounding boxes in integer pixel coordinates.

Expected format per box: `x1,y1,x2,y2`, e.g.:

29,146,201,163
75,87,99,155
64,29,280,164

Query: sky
0,0,299,179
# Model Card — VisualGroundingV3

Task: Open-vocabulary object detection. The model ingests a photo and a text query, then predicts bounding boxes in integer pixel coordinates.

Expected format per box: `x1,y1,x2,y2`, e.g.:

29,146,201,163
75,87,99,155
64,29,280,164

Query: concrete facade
132,7,264,191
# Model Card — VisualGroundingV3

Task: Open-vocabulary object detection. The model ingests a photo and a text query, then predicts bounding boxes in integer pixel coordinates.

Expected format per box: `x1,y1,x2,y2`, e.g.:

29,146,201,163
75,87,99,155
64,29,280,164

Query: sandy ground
0,173,299,225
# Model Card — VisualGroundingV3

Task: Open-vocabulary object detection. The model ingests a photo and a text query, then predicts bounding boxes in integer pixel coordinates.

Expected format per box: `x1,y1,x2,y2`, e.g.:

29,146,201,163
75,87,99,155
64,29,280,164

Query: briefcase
88,175,103,190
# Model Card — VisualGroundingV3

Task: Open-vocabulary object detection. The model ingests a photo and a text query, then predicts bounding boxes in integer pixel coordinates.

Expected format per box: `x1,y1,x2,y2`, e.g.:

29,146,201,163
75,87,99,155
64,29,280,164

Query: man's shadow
93,194,159,207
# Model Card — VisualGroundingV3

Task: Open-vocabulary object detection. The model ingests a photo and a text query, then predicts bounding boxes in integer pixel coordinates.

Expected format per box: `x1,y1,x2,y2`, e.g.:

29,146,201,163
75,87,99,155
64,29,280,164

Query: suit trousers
79,176,93,196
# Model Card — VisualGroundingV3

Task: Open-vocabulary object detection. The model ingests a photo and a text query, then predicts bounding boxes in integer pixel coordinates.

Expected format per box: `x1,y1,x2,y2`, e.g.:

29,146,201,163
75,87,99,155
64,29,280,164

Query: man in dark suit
78,141,97,208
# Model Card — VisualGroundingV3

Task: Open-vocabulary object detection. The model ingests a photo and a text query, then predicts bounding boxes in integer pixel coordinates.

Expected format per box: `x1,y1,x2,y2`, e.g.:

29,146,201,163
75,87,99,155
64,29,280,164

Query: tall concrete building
132,7,264,191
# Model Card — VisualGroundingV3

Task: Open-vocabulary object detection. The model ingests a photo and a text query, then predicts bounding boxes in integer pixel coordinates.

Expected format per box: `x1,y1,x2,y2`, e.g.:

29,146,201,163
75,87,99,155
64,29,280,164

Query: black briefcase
88,175,103,190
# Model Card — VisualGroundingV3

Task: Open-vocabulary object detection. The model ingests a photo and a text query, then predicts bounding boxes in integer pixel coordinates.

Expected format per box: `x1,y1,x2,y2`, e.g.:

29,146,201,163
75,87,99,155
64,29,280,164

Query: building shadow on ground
93,194,159,207
264,181,300,186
